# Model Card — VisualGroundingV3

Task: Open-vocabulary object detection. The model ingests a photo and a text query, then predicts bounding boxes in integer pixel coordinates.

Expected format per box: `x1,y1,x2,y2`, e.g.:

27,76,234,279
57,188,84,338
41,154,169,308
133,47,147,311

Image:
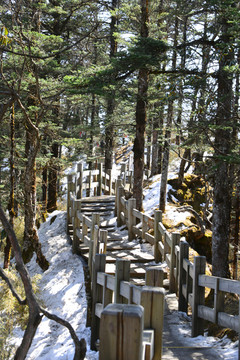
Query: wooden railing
91,255,165,360
67,162,240,359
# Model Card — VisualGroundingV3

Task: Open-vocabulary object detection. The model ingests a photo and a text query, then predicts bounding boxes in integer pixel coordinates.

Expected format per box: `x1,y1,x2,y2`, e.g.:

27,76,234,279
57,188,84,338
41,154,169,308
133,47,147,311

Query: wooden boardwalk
76,195,157,282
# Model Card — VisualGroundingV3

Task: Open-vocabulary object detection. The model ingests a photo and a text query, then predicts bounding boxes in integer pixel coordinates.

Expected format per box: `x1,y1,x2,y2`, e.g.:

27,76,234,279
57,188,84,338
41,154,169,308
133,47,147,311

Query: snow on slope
10,211,98,360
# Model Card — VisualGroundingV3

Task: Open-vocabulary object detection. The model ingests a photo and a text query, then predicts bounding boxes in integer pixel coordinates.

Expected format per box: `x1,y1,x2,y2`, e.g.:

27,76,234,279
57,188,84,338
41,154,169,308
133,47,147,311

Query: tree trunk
4,103,15,269
22,129,49,271
133,0,149,211
104,0,119,171
212,17,233,278
159,16,178,212
47,143,58,213
159,101,173,212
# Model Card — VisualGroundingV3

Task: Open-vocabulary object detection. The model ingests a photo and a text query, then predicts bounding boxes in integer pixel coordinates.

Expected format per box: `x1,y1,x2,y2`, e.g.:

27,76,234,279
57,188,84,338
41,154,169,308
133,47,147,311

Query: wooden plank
120,281,131,301
81,195,115,203
133,225,142,237
95,303,103,318
198,274,217,289
198,305,215,323
158,222,166,235
106,274,115,291
97,272,105,286
219,278,240,295
145,232,154,245
218,312,239,332
132,208,143,220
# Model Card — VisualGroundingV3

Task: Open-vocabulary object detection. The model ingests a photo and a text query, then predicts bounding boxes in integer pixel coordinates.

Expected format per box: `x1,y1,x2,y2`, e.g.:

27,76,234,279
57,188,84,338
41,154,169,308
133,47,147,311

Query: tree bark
4,103,15,268
159,16,178,212
133,0,149,211
47,143,58,213
212,17,233,278
104,0,119,170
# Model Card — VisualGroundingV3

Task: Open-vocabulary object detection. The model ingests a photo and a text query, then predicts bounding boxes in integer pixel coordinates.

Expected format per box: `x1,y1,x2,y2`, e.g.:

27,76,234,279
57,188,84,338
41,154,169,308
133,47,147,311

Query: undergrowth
0,266,42,359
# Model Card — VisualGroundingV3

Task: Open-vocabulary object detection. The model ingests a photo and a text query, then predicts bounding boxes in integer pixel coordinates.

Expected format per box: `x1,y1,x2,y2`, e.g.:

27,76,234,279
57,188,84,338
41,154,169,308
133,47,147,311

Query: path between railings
67,163,239,359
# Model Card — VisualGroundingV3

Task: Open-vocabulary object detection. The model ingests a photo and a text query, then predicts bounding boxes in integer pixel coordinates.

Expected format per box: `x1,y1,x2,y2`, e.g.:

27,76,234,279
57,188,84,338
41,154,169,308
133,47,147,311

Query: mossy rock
168,174,211,212
181,227,212,262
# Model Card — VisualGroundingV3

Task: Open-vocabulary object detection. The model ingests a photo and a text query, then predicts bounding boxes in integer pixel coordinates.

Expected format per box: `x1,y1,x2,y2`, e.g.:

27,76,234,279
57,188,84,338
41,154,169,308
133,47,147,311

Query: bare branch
0,267,27,305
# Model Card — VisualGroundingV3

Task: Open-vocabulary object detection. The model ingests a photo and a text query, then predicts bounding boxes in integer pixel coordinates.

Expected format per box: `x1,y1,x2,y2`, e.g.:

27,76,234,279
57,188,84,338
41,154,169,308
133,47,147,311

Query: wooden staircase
77,195,156,282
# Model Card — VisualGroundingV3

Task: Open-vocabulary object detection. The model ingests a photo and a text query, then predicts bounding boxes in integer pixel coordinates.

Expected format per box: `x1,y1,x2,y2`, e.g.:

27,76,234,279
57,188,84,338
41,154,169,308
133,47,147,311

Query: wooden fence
91,255,165,359
67,161,240,359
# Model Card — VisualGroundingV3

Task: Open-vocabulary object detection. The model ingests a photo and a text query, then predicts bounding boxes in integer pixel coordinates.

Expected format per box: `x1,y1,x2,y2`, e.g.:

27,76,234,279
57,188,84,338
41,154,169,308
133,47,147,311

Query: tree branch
0,267,27,305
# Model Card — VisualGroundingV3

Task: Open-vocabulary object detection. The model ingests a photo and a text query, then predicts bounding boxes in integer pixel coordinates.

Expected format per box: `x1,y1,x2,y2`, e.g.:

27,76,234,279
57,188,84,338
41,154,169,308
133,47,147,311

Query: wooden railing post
81,215,88,242
86,170,92,197
109,169,112,195
89,213,100,276
169,232,181,293
142,214,148,241
67,174,75,234
192,256,206,337
114,179,122,217
117,185,125,227
72,199,81,254
154,210,162,263
145,266,164,287
76,162,83,199
214,277,224,324
114,259,130,304
91,254,106,350
178,240,189,313
128,198,136,241
97,162,103,196
141,286,165,360
99,229,108,254
99,304,144,360
121,163,127,187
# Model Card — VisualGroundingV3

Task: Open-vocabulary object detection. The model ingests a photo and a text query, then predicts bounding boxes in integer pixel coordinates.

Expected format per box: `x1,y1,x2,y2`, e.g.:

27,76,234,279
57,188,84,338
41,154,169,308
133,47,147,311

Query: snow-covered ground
7,170,238,359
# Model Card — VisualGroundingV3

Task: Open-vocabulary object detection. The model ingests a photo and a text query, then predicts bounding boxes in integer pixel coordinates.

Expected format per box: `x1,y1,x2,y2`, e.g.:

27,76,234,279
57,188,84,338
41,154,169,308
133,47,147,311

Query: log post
128,198,136,241
91,254,106,350
72,199,81,254
191,256,206,337
76,162,83,199
97,162,103,196
99,229,108,254
89,213,100,276
121,163,127,187
102,273,113,308
67,174,75,234
82,215,88,242
169,232,180,293
142,214,148,241
154,210,162,263
117,185,125,227
141,286,165,360
109,169,113,195
178,240,189,313
145,266,164,287
99,304,144,360
115,179,122,217
87,170,92,197
114,259,130,304
213,277,224,324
